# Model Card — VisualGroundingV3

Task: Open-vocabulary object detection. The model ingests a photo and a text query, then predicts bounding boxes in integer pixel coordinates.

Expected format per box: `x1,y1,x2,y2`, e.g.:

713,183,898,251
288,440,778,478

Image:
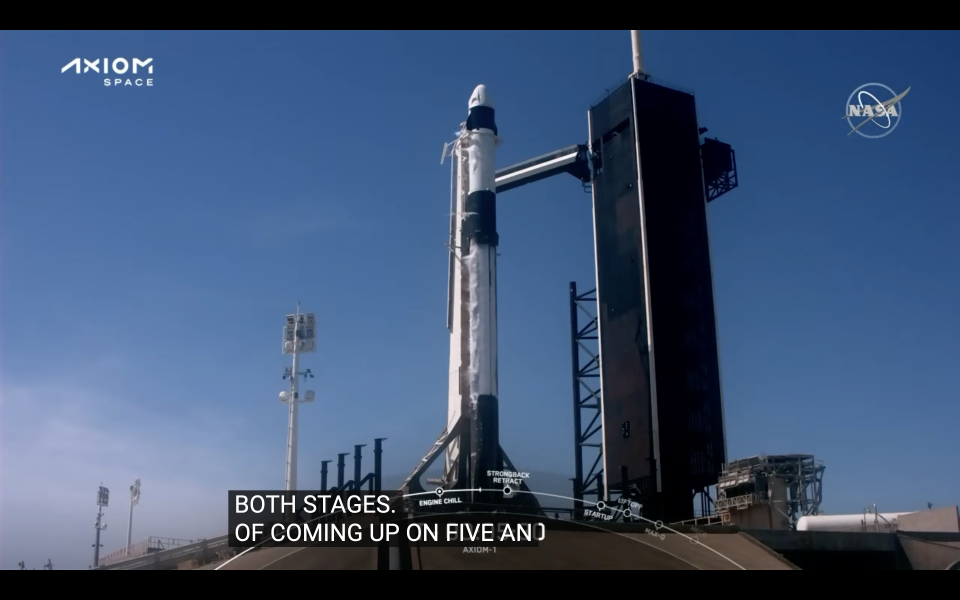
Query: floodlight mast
281,303,317,491
287,307,301,492
92,484,109,568
125,479,140,556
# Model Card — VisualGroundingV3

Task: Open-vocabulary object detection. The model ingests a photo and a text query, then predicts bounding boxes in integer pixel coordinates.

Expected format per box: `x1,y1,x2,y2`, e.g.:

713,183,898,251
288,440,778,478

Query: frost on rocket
465,242,481,408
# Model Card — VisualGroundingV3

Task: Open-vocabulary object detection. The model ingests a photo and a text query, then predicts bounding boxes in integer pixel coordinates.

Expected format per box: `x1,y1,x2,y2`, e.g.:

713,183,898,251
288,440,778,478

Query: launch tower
576,38,739,523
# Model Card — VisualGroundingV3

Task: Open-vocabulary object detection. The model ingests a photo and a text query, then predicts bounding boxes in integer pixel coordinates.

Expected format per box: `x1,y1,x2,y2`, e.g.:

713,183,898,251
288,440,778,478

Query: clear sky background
1,30,957,570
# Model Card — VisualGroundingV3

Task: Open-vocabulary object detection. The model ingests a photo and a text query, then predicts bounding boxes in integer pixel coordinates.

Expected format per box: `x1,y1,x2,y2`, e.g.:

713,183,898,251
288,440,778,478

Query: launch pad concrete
200,546,378,570
183,527,960,570
415,531,794,570
198,529,794,570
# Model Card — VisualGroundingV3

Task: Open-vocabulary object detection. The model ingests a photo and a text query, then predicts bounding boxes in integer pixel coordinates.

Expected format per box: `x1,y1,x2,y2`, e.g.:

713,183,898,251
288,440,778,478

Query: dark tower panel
588,82,657,492
589,76,727,524
633,77,726,522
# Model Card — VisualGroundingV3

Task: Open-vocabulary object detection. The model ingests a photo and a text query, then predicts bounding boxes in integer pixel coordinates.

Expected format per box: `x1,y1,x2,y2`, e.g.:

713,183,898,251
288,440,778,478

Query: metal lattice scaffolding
716,454,825,528
569,282,604,516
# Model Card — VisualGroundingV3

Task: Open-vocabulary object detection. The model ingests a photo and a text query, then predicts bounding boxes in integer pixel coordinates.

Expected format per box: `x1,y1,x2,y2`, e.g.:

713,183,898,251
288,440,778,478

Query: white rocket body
445,85,499,482
445,150,466,478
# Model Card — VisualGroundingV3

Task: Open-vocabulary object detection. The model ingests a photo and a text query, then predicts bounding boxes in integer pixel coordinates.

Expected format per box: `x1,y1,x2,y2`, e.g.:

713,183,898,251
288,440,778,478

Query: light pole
92,484,109,568
125,479,140,555
280,304,317,491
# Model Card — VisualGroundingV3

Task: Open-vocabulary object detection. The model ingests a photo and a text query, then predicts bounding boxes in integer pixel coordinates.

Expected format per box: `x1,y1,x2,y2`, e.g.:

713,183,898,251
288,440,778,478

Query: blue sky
1,30,957,569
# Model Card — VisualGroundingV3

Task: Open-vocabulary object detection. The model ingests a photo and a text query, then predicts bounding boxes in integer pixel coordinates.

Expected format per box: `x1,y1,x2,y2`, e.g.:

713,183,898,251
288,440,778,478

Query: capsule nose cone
468,84,494,110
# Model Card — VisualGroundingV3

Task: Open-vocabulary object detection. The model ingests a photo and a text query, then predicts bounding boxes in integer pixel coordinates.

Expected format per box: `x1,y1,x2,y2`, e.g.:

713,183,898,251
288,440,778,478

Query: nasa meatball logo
843,83,910,139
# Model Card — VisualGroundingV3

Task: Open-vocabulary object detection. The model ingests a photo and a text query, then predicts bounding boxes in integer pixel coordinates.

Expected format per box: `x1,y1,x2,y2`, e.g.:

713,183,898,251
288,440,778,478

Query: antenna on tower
630,30,644,75
280,305,317,491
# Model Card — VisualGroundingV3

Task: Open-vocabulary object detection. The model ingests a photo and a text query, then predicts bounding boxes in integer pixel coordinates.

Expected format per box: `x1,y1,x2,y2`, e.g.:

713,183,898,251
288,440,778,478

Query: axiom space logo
61,58,154,87
843,83,910,138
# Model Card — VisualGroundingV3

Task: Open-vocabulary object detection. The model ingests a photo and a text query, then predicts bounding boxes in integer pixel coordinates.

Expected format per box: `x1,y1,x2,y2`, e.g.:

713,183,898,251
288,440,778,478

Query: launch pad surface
415,529,794,570
204,524,795,570
118,522,960,570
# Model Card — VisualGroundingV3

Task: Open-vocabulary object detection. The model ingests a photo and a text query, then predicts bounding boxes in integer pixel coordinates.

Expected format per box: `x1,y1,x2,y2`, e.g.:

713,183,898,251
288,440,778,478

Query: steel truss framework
569,282,604,516
715,454,825,527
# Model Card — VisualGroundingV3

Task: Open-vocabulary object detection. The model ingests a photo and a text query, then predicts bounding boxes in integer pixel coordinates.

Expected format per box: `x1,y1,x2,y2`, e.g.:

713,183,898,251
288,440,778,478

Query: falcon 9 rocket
445,84,502,492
